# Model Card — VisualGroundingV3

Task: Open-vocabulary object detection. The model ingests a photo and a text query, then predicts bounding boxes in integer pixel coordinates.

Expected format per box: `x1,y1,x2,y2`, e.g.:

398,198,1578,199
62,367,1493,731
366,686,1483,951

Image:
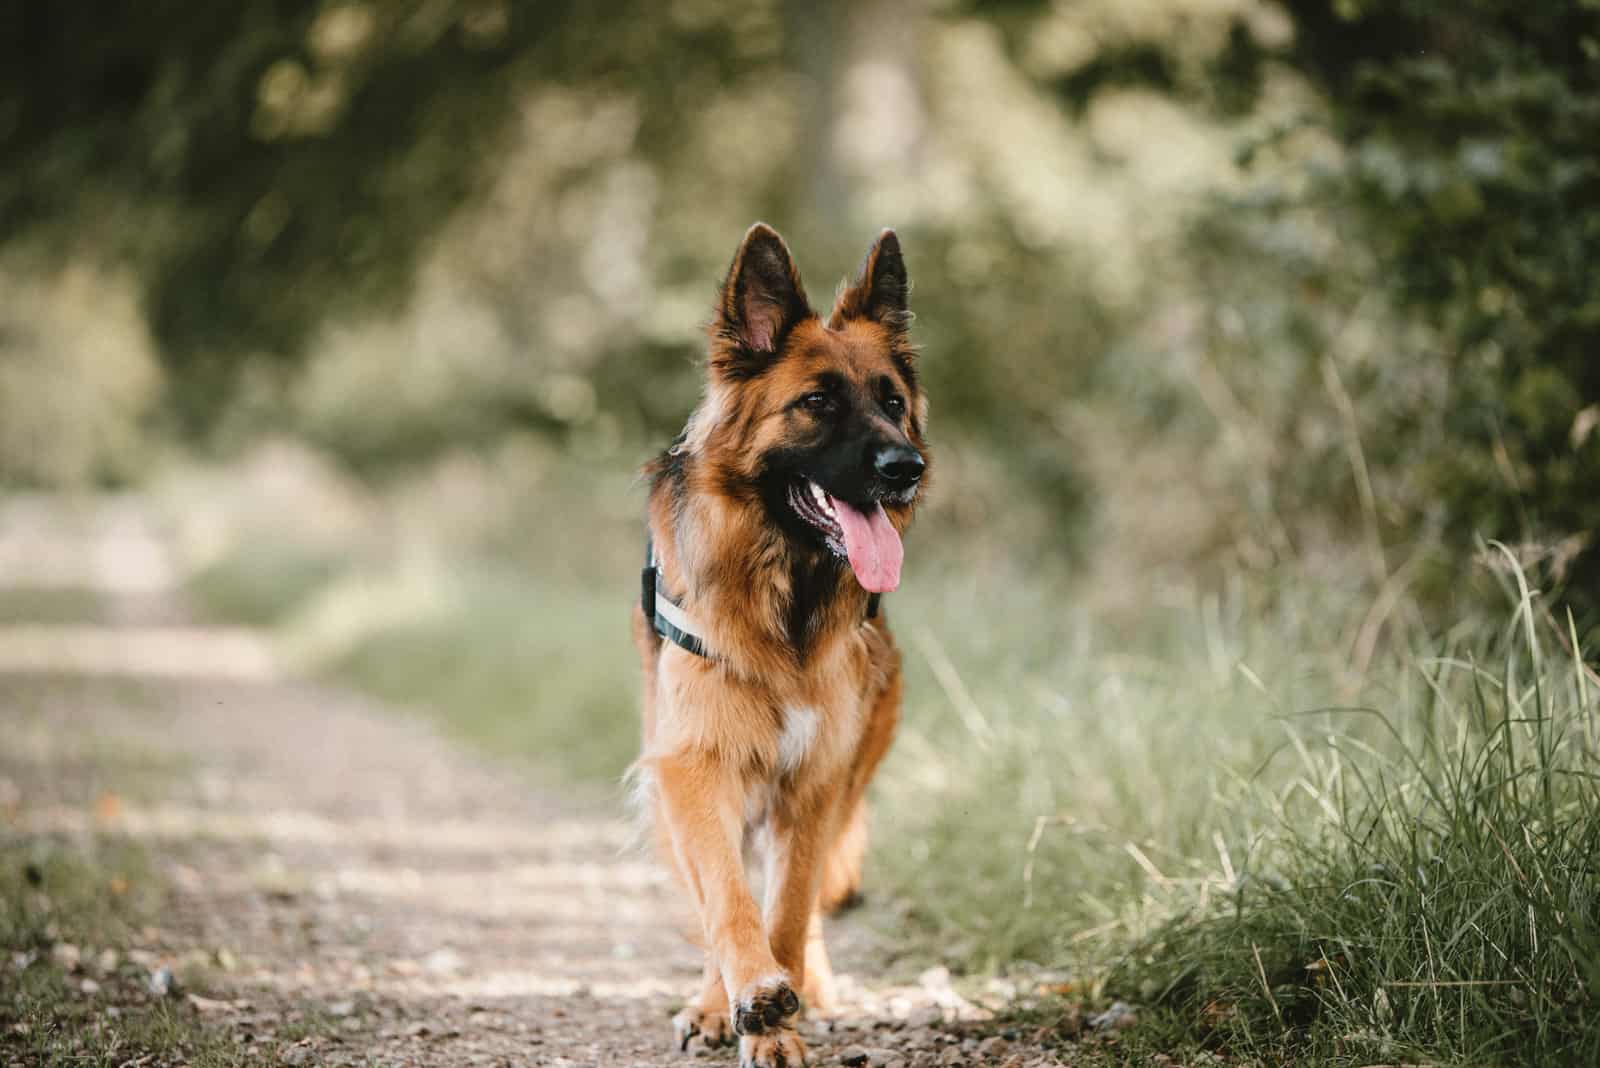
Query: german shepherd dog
632,223,927,1067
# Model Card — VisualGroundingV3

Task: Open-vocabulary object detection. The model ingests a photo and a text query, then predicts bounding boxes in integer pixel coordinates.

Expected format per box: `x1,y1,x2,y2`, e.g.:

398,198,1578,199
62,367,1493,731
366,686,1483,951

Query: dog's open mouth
786,479,903,593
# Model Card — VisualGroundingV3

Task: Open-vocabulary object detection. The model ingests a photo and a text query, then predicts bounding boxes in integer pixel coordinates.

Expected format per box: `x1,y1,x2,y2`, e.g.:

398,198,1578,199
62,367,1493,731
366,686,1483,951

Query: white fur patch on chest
776,705,819,773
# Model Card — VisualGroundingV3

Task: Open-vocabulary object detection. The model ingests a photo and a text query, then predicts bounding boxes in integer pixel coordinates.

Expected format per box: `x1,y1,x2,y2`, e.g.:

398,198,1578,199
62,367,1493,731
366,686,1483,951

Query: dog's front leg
656,754,806,1066
762,797,831,1006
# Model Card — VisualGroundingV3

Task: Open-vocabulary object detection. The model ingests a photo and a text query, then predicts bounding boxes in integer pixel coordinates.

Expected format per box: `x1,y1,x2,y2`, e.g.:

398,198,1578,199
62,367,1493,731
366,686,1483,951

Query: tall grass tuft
872,555,1599,1064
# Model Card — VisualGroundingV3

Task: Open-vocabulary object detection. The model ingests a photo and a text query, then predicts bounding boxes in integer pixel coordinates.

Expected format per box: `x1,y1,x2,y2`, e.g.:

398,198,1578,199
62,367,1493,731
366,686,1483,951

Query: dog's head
689,223,928,594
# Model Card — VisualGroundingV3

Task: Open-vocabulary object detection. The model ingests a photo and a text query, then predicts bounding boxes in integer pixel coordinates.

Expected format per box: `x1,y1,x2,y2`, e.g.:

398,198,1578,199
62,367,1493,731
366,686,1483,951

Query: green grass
0,587,102,624
869,558,1600,1066
0,690,330,1067
329,569,640,781
0,836,259,1067
186,541,344,626
187,542,641,783
0,836,158,951
187,511,1600,1065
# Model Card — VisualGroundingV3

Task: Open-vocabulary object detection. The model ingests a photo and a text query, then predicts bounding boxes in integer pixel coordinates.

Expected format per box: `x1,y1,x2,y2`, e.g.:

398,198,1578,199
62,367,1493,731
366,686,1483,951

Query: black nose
872,444,924,487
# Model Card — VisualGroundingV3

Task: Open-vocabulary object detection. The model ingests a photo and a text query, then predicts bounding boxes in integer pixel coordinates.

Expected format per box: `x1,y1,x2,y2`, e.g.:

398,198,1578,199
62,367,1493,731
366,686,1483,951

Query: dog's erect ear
714,223,810,370
829,229,908,332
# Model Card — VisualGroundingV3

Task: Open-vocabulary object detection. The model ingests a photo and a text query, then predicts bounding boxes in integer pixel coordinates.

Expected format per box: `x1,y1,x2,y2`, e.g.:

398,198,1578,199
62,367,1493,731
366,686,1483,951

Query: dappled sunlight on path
0,497,1027,1067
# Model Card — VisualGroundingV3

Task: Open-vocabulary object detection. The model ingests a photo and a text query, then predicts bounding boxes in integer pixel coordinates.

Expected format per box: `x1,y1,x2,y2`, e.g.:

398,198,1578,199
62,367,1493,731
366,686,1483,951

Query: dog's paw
739,1026,807,1068
672,1003,733,1052
732,975,802,1036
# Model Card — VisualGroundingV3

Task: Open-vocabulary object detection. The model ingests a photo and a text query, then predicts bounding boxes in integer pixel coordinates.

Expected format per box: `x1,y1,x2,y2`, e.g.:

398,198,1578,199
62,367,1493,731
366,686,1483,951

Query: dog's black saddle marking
642,535,879,661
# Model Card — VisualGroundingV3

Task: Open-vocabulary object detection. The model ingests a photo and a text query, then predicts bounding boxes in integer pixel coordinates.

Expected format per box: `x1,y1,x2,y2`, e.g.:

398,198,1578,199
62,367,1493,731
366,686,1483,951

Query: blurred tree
1276,1,1600,609
0,0,757,428
983,0,1600,612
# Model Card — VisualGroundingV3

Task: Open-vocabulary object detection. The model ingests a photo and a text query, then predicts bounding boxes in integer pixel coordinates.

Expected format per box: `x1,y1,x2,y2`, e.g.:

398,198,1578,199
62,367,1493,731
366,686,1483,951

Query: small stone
977,1035,1009,1056
1088,1001,1136,1032
422,947,464,976
839,1046,869,1067
327,999,356,1018
187,993,237,1014
79,977,100,995
148,966,176,997
51,943,82,971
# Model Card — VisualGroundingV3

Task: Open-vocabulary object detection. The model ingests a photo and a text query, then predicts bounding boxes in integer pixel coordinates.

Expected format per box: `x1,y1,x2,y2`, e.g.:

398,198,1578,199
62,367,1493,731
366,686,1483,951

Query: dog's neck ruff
642,534,879,661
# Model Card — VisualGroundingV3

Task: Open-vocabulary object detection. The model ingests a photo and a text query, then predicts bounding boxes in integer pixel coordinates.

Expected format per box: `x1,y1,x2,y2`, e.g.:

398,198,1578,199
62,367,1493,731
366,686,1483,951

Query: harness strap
643,534,881,660
642,536,707,658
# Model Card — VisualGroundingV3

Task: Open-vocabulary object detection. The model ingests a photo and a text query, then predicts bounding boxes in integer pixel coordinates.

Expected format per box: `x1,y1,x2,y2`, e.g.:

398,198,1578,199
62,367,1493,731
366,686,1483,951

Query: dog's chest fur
650,627,870,789
775,705,820,773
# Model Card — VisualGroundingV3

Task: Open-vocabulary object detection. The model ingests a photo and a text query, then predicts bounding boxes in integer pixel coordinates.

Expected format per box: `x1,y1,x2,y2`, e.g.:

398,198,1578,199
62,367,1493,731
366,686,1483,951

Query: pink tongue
830,495,903,593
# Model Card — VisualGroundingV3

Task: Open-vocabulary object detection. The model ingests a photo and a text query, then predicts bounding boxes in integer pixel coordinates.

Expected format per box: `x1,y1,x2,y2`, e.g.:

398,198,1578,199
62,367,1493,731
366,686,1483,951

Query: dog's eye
883,396,906,418
800,391,832,413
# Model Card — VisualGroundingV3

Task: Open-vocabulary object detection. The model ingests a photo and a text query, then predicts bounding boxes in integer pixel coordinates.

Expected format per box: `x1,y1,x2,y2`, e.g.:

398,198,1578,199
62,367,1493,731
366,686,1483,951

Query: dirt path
1,498,1068,1068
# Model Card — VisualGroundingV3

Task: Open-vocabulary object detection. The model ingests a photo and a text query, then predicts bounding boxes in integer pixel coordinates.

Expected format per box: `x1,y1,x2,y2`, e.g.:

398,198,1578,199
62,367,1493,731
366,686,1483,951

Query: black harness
642,535,879,660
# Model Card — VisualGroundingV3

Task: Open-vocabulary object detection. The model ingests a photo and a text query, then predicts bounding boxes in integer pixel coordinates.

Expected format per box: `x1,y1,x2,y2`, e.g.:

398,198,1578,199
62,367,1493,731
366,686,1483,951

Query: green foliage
187,541,342,627
982,0,1600,615
0,1,762,427
0,262,161,487
330,570,641,782
1278,0,1600,613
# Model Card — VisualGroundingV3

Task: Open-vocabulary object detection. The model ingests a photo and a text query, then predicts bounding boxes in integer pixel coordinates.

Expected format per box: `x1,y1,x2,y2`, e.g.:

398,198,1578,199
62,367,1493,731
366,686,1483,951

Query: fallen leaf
187,993,238,1014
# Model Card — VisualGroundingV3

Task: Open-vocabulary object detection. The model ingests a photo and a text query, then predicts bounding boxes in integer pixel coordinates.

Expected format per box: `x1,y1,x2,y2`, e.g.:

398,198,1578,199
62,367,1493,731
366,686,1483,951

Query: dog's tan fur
631,225,926,1067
